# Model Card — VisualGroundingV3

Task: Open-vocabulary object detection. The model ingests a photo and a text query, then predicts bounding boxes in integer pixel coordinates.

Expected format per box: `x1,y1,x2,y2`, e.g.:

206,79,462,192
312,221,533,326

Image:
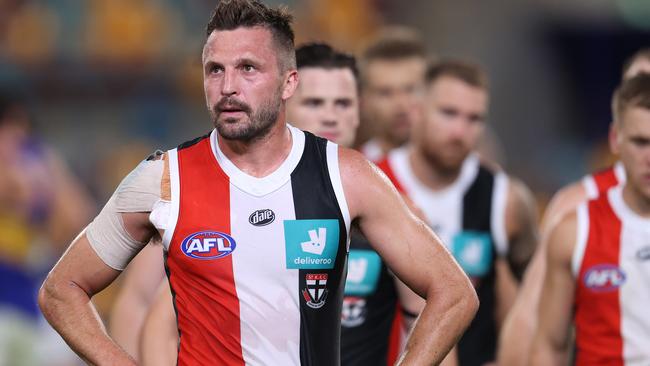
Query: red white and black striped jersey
377,148,509,366
162,126,351,365
572,185,650,365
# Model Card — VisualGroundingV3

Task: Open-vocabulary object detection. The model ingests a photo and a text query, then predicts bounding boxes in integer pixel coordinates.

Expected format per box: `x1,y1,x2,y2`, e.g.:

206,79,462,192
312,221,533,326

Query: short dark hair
206,0,296,70
425,59,488,90
622,48,650,79
296,43,358,80
612,73,650,122
361,27,426,64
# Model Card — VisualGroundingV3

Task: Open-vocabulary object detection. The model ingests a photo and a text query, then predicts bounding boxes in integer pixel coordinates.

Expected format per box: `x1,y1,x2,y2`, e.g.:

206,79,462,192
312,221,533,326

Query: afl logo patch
584,264,626,292
181,231,236,260
249,209,275,226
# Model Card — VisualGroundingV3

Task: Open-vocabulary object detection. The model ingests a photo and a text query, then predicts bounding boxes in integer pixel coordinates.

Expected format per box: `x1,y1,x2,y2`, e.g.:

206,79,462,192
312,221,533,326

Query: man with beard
377,59,539,366
36,1,478,365
530,73,650,366
358,27,427,162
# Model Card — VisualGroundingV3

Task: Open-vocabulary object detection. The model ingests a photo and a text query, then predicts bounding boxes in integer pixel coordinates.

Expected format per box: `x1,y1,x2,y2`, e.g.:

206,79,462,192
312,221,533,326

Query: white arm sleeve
86,159,164,270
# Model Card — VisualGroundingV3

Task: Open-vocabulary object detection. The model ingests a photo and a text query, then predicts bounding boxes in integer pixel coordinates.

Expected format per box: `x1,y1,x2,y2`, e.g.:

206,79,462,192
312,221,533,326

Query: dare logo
584,264,626,292
181,231,237,260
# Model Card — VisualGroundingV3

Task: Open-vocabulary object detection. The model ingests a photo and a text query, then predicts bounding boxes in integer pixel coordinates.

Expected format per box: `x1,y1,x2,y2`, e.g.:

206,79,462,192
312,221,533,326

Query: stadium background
0,0,649,364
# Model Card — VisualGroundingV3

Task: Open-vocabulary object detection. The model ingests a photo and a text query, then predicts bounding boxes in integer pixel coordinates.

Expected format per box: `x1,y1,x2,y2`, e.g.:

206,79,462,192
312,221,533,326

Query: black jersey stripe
458,165,498,366
290,131,348,366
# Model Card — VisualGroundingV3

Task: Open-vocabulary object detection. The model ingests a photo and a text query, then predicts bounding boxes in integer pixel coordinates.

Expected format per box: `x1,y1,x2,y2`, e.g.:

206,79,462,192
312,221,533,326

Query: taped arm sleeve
86,159,164,270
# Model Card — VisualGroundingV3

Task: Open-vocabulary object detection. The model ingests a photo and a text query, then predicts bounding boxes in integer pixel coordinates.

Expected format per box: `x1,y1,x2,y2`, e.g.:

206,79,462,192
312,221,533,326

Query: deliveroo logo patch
452,231,492,277
344,250,382,296
285,219,339,269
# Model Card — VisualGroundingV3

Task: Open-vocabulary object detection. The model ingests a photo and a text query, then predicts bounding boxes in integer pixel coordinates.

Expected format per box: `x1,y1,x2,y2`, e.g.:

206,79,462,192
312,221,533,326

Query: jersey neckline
209,124,305,197
388,146,480,200
608,185,650,230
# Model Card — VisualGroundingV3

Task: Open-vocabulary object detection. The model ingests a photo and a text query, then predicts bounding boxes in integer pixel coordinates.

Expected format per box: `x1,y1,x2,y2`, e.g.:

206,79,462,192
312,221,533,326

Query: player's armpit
504,177,539,281
529,210,578,366
338,147,479,366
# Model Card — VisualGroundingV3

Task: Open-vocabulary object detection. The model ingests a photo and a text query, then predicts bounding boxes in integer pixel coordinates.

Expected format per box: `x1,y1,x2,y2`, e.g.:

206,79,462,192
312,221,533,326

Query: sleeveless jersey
340,228,399,366
162,126,351,366
572,186,650,366
581,162,626,199
377,148,509,366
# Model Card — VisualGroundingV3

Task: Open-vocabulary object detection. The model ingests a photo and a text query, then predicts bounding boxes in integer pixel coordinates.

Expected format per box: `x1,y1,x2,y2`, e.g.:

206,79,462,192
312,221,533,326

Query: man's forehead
297,68,358,94
203,26,275,59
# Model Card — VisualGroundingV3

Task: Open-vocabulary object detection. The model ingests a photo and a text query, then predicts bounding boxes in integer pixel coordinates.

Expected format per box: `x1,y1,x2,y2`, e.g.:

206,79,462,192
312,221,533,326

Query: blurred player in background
358,27,427,162
497,47,650,366
377,59,539,366
530,72,650,365
0,92,93,366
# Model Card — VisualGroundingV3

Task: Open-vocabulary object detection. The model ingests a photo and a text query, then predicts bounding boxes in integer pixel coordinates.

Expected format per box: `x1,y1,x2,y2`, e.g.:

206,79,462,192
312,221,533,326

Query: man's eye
243,65,255,72
210,65,223,74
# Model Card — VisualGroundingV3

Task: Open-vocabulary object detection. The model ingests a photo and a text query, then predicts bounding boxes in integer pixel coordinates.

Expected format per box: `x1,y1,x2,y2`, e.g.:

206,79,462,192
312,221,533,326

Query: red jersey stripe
168,138,245,365
574,194,624,366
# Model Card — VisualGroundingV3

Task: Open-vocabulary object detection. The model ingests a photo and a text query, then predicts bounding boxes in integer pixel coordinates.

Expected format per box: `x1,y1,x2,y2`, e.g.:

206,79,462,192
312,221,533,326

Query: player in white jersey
497,47,650,366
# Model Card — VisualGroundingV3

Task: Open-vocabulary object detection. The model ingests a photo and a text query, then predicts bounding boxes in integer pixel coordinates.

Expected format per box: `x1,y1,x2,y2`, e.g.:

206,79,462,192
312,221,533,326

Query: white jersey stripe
161,148,180,251
230,181,301,365
490,172,509,256
571,203,590,278
326,141,351,250
582,175,599,200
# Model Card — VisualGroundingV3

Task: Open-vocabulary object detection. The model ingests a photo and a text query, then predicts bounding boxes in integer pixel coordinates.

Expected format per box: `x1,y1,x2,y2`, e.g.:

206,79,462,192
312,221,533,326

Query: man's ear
282,69,299,100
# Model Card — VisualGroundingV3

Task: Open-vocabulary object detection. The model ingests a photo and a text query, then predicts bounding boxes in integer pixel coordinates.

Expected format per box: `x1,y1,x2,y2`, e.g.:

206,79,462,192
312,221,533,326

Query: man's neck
622,183,650,218
218,119,293,178
408,146,463,191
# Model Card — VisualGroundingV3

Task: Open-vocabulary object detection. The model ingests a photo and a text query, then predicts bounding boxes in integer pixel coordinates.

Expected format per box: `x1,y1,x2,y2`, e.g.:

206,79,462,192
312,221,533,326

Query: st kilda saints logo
302,273,328,309
249,209,275,226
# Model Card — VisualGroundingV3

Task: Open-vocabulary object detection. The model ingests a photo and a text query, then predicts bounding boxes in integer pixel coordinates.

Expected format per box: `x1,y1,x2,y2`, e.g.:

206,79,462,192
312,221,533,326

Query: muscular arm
109,243,166,360
497,182,586,365
495,178,539,329
38,212,155,365
140,280,178,366
529,211,578,365
504,178,539,281
340,148,479,365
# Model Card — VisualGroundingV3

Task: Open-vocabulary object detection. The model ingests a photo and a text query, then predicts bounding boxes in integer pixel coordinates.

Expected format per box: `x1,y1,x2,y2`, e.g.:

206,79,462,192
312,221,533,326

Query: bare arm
529,211,577,365
38,212,155,366
340,148,479,365
497,182,586,366
109,243,166,360
140,280,178,366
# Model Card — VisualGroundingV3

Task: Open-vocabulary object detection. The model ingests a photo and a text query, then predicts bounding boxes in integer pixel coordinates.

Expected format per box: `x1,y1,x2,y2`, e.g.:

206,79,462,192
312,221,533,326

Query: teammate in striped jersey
530,73,650,365
377,59,539,366
497,47,650,366
37,1,479,365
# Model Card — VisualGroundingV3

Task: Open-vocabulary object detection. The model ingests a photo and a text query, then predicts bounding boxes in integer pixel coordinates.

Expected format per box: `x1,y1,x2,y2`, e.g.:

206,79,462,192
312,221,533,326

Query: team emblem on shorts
341,297,367,327
302,273,329,309
180,231,236,260
584,264,626,292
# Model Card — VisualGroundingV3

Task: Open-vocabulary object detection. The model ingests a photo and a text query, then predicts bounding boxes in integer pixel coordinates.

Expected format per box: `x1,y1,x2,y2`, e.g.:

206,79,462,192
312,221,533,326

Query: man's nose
221,69,238,96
